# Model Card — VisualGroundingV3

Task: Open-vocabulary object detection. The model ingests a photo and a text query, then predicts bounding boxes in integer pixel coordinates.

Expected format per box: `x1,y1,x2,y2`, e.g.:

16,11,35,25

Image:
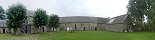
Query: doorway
75,24,76,30
42,27,44,32
3,29,5,33
83,27,85,30
95,27,97,30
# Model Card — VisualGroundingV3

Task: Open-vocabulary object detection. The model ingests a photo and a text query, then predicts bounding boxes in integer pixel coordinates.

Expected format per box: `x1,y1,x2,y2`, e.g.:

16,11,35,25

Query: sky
0,0,129,18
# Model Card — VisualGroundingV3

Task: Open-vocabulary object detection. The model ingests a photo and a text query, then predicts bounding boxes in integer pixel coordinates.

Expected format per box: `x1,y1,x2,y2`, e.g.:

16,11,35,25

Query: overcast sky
0,0,129,18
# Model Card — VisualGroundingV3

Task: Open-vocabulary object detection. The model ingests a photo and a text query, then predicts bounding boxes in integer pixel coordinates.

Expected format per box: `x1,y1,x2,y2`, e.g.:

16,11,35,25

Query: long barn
60,16,109,30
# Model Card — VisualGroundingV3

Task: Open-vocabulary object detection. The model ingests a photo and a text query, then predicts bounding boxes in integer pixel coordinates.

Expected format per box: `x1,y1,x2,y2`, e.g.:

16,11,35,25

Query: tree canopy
6,3,27,34
127,0,153,31
7,3,27,28
0,6,5,20
48,14,59,28
145,0,155,31
33,9,48,28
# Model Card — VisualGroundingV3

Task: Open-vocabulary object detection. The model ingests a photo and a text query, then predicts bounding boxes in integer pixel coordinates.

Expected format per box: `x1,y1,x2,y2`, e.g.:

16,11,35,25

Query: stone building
0,10,36,34
0,10,133,33
0,20,8,33
105,14,132,32
20,10,47,34
20,10,35,34
0,10,47,34
60,16,109,30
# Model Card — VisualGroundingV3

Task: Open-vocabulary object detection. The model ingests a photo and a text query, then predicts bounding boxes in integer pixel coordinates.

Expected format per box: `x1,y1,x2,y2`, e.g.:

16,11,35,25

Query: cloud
50,0,93,17
0,0,129,18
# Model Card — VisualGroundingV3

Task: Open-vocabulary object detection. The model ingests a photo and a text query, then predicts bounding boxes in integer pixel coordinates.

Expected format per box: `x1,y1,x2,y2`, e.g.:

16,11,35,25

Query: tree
48,14,59,31
145,0,155,32
33,9,48,32
6,3,27,35
0,6,5,20
127,0,152,31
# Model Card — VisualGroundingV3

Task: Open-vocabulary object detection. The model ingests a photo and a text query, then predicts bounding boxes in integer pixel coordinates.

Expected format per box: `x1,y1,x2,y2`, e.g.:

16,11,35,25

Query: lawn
0,31,155,40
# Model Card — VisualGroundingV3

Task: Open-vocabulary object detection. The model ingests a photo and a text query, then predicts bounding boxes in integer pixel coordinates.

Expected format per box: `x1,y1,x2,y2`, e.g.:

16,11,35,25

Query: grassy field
0,31,155,40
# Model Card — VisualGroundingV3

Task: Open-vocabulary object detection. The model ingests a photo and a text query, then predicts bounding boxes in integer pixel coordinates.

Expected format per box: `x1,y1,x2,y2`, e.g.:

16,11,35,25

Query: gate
21,24,31,34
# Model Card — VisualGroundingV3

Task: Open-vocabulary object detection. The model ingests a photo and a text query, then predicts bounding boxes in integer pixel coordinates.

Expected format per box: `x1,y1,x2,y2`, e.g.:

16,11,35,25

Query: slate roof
26,10,35,24
0,20,6,27
107,14,128,24
26,10,35,16
97,17,109,24
60,16,109,24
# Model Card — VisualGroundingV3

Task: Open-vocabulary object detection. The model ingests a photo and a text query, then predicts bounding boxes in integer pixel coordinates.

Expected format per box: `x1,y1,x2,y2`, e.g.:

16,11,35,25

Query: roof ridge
112,14,127,19
60,16,108,19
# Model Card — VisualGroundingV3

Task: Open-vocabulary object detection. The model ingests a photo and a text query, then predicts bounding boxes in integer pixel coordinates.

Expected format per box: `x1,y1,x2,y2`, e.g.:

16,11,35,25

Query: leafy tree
33,9,48,32
6,3,27,35
48,14,59,31
127,0,152,31
0,6,5,20
146,0,155,32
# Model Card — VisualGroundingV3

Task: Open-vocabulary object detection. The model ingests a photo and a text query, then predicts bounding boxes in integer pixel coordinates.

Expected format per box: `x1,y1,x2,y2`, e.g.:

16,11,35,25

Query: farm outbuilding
0,10,133,33
20,10,47,34
0,10,48,34
60,16,109,31
0,20,8,33
105,14,133,32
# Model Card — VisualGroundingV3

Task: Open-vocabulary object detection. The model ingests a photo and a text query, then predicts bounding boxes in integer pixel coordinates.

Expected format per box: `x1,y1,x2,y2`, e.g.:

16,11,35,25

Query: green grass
0,31,155,40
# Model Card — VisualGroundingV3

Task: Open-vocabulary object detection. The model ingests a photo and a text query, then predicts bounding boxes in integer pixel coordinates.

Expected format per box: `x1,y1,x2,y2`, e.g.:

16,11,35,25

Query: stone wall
97,24,106,30
105,24,125,32
0,28,8,33
60,23,98,30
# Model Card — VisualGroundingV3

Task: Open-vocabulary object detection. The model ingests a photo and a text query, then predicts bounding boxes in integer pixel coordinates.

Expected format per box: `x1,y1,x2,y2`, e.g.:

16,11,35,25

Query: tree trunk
37,27,40,32
33,27,38,33
48,27,50,32
17,28,20,35
39,26,41,32
50,27,51,32
13,28,19,35
8,28,11,33
13,28,16,34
